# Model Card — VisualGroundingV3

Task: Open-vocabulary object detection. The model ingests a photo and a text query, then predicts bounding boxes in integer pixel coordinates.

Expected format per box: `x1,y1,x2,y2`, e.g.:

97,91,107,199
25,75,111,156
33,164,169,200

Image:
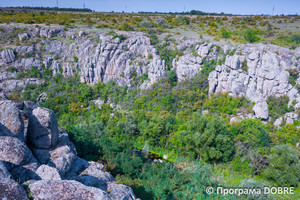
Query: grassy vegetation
1,9,300,200
0,11,299,48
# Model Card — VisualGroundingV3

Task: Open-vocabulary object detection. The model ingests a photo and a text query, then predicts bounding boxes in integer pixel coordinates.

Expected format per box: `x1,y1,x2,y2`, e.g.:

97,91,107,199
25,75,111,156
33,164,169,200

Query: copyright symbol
206,187,214,194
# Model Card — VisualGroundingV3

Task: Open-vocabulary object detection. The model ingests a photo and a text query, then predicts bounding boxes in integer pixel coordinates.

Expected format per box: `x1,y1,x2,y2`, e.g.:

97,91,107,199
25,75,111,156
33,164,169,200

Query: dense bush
174,114,234,162
267,95,294,119
263,145,300,187
285,68,299,86
167,70,177,86
140,20,153,28
244,29,260,43
233,119,271,148
203,93,251,115
275,124,300,146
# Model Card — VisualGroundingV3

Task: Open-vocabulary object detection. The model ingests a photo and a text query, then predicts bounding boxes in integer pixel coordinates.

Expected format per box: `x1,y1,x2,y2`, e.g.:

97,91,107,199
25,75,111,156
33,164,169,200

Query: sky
0,0,299,15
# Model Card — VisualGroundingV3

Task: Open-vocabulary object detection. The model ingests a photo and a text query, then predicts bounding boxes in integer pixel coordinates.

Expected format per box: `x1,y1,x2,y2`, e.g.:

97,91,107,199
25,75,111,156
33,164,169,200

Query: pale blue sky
1,0,299,15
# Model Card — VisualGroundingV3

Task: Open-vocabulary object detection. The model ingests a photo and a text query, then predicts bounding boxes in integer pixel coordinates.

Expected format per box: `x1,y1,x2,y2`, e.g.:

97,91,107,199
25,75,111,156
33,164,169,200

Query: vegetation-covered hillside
0,8,300,200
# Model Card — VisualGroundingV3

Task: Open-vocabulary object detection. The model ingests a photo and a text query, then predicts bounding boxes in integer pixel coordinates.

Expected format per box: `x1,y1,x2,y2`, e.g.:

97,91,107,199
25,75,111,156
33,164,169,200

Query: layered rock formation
0,25,166,91
1,25,300,122
208,44,300,120
0,95,137,200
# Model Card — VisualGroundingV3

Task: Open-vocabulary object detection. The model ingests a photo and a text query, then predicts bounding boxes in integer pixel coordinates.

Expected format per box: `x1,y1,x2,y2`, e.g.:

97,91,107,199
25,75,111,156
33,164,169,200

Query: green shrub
276,124,300,145
54,55,60,60
263,144,300,187
285,68,299,86
203,93,251,115
8,67,17,73
241,59,248,72
73,56,78,62
157,18,166,26
140,20,153,28
220,26,232,39
267,95,294,119
234,118,271,148
174,114,234,162
244,29,260,43
168,70,177,86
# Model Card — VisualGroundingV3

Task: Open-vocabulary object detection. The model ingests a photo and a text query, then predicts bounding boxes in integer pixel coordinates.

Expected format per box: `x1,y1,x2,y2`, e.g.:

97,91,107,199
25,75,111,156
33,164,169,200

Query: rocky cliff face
208,44,300,120
1,25,300,122
0,93,137,200
0,25,166,91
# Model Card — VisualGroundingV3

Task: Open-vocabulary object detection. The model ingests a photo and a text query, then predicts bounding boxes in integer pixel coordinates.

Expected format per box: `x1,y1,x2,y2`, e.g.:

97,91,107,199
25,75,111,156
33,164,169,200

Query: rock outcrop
173,54,202,82
0,95,137,200
0,25,300,122
208,44,299,120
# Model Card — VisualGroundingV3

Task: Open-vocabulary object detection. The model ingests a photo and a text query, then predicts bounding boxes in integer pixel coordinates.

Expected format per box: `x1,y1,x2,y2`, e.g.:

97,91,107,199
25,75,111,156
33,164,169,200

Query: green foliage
263,145,300,187
241,59,248,72
285,68,299,86
66,115,235,199
8,67,17,73
244,29,260,43
167,70,177,87
174,114,234,162
204,93,251,115
233,119,271,147
276,124,300,146
271,33,300,49
17,66,42,79
54,55,60,60
140,20,153,28
198,115,234,162
19,65,300,198
220,26,232,39
267,95,294,119
201,59,217,78
157,18,166,26
73,56,78,62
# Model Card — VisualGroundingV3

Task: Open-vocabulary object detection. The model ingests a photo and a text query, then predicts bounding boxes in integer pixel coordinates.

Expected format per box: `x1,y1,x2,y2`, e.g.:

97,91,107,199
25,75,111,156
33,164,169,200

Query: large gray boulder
36,164,61,180
48,144,77,176
108,183,137,200
0,178,29,200
28,107,59,149
253,100,269,120
225,55,241,70
0,101,25,141
74,161,114,190
0,136,33,170
1,49,16,63
28,180,111,200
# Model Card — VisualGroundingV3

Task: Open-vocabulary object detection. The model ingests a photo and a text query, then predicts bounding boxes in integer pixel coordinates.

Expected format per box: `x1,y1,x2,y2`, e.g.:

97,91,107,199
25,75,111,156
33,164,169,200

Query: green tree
175,114,234,162
168,70,177,86
199,115,234,162
263,145,300,187
276,124,300,145
234,119,271,148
